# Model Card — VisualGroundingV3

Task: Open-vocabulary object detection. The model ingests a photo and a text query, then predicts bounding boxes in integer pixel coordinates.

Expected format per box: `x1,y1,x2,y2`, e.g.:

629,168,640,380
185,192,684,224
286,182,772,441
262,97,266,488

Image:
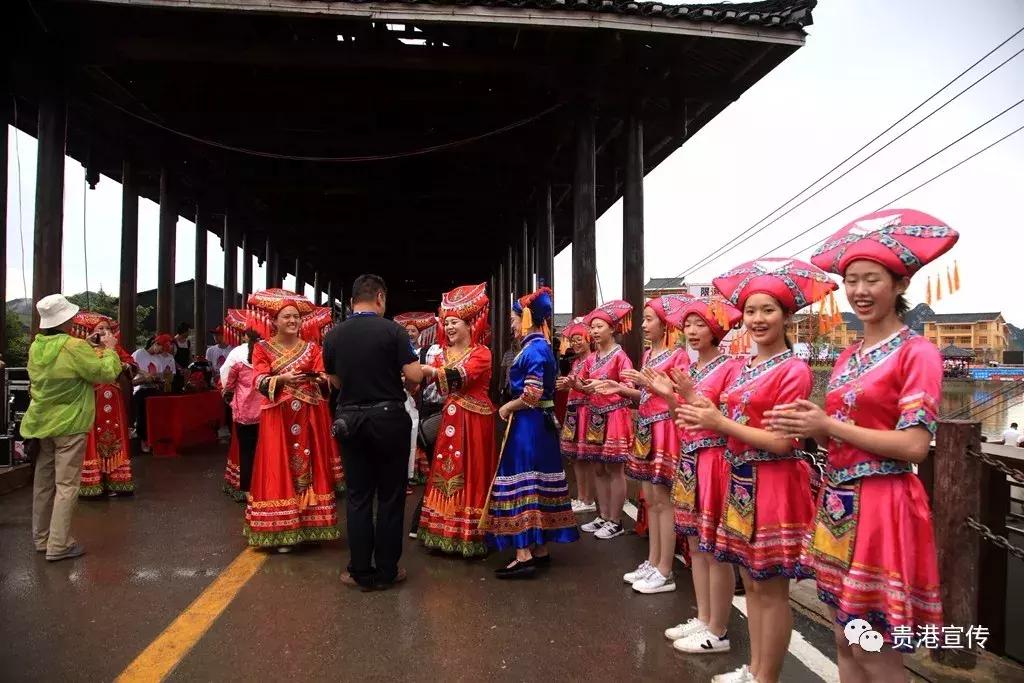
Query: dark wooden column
194,206,208,352
241,234,253,304
537,184,554,297
622,114,645,364
326,279,335,317
0,113,7,350
118,160,139,343
222,216,237,316
518,219,531,294
493,254,507,399
313,272,323,305
295,259,309,297
31,78,67,332
572,108,597,316
264,238,274,289
156,169,176,334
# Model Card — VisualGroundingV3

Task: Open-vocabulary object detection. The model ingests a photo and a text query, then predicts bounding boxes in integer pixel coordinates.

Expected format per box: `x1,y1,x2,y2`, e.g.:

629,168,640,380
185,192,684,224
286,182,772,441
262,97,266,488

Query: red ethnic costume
711,258,837,580
669,298,742,550
243,290,343,548
558,318,590,459
417,284,498,557
803,209,956,642
70,312,137,496
571,301,636,463
626,294,692,488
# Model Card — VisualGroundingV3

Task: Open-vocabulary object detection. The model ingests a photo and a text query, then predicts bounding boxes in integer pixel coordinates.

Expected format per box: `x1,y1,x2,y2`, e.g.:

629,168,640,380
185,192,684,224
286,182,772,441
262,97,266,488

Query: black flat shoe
494,558,537,579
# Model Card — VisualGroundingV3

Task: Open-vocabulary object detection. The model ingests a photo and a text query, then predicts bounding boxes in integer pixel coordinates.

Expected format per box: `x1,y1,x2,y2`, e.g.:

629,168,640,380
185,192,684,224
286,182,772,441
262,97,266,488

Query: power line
945,380,1024,419
750,98,1024,261
11,96,28,300
672,24,1024,281
777,118,1024,260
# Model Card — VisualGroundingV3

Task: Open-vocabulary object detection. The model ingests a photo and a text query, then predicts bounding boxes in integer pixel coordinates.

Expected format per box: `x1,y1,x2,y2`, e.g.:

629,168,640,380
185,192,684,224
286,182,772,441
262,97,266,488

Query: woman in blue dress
482,286,580,578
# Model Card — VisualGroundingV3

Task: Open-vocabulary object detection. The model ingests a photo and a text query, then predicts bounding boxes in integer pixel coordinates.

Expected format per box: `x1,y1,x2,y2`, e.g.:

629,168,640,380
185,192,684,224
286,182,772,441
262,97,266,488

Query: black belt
339,400,405,411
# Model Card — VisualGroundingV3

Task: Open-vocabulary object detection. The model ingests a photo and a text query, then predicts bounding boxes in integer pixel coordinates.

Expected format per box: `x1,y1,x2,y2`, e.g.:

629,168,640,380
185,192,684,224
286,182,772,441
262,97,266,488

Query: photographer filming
20,294,122,562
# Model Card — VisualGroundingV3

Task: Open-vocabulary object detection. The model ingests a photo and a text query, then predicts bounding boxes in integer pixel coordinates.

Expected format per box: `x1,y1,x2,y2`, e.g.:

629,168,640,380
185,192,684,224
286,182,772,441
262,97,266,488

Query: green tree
3,312,29,366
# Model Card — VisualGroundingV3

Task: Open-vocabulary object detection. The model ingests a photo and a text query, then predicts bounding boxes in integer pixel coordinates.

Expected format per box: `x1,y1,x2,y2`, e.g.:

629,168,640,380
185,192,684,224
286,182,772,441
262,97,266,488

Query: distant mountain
6,298,32,329
1008,323,1024,351
904,303,934,333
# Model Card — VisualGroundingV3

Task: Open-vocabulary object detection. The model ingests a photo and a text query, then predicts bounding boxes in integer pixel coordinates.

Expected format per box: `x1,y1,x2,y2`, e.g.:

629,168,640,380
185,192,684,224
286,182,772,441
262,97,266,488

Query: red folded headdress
437,283,490,347
395,312,438,349
223,309,248,346
70,311,117,339
713,257,837,313
558,317,589,356
668,296,742,342
811,208,959,277
583,300,633,334
246,288,325,343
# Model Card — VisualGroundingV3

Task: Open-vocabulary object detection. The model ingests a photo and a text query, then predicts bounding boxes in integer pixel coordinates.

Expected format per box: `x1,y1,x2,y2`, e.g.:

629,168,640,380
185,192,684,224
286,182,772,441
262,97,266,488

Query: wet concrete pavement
0,449,837,682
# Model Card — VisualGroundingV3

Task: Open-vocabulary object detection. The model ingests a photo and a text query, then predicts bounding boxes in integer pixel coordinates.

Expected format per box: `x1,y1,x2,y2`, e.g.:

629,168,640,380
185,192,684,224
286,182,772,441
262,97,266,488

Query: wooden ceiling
7,0,809,311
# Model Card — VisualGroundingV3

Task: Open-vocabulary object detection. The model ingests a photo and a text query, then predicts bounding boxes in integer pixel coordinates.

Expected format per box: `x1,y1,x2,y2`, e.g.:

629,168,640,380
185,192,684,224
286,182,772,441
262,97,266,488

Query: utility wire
771,118,1024,260
11,96,28,300
750,100,1024,261
672,24,1024,281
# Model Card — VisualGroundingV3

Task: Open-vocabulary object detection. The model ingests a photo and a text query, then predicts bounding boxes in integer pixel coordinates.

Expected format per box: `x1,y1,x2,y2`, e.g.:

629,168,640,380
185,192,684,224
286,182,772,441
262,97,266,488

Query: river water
809,378,1024,440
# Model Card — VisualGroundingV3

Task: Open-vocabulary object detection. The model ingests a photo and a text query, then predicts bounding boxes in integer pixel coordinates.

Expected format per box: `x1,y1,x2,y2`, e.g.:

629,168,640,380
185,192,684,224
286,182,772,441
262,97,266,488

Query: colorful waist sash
826,459,914,485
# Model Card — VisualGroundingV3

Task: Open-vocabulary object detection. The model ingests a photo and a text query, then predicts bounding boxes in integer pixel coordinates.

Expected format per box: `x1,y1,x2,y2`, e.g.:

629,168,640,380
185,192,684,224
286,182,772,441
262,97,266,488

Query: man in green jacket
21,294,122,561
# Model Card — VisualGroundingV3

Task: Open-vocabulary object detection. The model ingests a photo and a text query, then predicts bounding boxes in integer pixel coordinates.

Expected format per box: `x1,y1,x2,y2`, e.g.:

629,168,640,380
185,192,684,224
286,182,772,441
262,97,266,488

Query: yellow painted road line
115,548,267,683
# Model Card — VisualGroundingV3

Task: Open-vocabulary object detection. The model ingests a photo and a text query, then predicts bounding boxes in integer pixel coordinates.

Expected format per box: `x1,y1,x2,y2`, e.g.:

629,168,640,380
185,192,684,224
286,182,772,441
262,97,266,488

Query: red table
145,391,227,456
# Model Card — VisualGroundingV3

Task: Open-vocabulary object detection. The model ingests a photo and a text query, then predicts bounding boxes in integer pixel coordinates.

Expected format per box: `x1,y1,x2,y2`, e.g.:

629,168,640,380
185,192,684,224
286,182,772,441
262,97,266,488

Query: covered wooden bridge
4,0,814,369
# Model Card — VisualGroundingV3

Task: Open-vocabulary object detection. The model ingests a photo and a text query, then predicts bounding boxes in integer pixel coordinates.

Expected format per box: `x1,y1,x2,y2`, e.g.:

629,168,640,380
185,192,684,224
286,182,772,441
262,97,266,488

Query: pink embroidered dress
626,346,689,487
559,354,589,459
714,350,816,580
573,346,635,463
673,354,740,550
802,326,942,643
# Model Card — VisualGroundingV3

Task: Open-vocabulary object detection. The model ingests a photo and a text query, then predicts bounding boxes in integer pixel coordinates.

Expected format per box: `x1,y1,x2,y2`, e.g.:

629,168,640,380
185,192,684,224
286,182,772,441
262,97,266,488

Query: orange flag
947,268,954,296
925,276,932,305
936,277,943,301
953,261,961,291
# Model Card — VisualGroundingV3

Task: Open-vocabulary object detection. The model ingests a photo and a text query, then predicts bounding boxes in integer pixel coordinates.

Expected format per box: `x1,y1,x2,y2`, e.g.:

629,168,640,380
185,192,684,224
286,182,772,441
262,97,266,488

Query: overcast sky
5,0,1024,323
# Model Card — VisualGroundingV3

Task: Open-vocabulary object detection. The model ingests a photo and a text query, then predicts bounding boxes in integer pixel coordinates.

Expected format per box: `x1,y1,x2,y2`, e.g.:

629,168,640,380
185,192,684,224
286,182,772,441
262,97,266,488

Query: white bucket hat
36,294,80,330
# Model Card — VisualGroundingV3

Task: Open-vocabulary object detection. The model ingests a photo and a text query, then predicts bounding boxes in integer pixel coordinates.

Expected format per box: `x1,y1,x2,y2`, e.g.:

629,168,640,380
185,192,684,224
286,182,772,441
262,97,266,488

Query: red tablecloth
145,391,227,457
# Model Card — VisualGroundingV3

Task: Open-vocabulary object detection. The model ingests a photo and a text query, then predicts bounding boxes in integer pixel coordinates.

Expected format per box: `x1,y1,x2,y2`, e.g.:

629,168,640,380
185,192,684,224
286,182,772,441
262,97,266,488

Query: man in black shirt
323,274,424,590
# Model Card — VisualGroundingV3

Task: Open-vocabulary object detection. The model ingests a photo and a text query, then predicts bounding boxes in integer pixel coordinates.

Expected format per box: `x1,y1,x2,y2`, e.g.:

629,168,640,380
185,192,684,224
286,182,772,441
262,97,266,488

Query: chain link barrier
966,448,1024,485
964,516,1024,562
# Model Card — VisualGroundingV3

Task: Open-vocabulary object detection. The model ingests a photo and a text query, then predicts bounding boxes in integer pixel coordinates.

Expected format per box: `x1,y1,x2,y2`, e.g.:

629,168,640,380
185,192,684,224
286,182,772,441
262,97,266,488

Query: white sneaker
623,560,655,584
632,569,676,594
594,520,626,539
581,516,607,533
672,629,731,653
571,499,598,513
711,665,754,683
665,617,707,641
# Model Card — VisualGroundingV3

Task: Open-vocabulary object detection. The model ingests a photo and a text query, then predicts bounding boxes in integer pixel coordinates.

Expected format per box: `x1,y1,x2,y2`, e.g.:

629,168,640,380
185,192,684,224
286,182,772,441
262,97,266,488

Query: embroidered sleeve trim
896,391,938,435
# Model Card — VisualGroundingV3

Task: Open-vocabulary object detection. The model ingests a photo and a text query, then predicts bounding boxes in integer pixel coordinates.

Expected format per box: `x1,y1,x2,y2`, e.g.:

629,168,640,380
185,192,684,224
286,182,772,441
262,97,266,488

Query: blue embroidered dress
482,333,580,549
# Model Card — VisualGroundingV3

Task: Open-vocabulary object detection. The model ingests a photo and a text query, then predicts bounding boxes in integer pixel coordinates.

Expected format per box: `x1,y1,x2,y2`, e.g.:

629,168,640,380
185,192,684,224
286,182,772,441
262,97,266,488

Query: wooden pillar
222,216,237,317
313,272,323,305
518,219,530,295
118,161,139,343
572,108,597,316
292,259,306,297
326,280,336,317
156,169,176,334
241,234,253,304
622,115,645,364
31,77,66,332
0,113,7,351
194,207,208,352
932,420,1007,664
264,238,275,289
536,184,555,298
493,255,507,400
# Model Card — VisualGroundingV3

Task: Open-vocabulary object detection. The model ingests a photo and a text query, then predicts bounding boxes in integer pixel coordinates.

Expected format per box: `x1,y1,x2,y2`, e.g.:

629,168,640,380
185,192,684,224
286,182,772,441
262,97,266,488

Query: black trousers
235,422,259,493
336,405,411,587
133,388,163,443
